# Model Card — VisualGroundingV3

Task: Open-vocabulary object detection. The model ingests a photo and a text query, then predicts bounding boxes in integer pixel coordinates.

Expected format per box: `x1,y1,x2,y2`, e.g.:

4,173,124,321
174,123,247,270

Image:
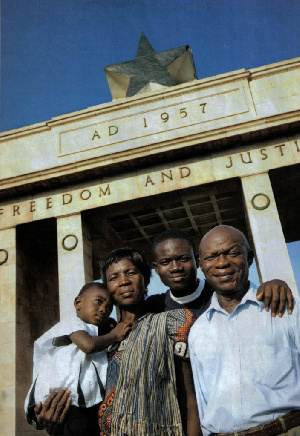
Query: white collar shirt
189,284,300,436
169,279,205,304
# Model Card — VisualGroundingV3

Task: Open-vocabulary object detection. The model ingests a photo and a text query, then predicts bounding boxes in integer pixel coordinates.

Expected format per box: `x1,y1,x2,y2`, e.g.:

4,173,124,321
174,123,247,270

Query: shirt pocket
255,345,295,389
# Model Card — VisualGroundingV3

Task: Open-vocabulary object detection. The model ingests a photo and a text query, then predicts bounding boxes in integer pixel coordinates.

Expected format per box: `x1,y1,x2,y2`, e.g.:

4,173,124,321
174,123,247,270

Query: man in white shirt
189,225,300,436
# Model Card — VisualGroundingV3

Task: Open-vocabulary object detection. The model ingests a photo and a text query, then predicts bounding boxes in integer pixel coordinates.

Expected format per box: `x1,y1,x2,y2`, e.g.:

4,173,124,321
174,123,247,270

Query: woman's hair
100,247,151,288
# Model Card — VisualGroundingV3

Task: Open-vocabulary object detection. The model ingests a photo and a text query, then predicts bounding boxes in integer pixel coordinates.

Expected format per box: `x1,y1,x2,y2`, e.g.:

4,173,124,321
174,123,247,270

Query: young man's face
153,238,199,298
75,286,112,326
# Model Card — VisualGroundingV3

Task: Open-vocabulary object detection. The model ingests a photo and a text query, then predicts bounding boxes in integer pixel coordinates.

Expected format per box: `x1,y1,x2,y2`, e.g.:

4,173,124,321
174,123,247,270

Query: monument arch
0,36,299,434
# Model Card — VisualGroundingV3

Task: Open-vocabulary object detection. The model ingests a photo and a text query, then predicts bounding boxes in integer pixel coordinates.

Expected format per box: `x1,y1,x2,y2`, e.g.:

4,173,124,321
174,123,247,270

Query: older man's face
199,227,252,295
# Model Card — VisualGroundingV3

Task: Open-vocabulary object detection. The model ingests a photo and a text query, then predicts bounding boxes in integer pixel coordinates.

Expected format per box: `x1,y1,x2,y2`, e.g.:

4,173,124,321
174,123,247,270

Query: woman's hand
34,388,72,435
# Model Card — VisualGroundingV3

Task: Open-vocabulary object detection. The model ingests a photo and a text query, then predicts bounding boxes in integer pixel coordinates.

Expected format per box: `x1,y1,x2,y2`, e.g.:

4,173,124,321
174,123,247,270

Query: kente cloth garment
98,309,195,436
145,278,213,318
25,313,107,428
189,285,300,436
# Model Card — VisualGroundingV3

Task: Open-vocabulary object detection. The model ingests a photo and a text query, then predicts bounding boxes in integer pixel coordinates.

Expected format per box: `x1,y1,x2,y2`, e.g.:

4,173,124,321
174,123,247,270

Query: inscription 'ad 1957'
59,86,249,156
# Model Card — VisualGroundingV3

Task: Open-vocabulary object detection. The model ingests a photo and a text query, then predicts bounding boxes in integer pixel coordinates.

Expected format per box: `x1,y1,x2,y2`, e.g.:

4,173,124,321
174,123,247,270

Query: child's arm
70,321,132,354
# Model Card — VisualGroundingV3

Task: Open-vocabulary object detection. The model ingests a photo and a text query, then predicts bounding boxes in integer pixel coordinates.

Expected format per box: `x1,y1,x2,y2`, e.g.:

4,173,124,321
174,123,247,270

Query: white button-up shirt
189,285,300,436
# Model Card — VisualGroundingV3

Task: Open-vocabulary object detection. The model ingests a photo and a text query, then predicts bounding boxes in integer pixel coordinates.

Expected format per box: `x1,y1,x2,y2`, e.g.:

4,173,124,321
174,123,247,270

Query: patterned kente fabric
98,309,195,436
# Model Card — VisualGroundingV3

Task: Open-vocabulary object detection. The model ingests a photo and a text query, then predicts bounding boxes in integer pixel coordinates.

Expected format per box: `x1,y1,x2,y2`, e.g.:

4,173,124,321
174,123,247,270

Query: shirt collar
169,279,204,304
206,282,262,320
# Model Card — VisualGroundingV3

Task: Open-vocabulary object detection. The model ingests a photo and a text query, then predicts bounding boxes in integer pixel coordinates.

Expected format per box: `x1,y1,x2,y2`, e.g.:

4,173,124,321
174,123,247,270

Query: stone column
241,173,297,290
57,214,93,320
0,228,16,436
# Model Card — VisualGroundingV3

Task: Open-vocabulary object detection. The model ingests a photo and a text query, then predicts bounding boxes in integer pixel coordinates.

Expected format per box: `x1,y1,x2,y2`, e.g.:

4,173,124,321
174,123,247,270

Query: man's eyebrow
225,245,241,252
159,254,190,260
206,245,241,255
204,250,219,256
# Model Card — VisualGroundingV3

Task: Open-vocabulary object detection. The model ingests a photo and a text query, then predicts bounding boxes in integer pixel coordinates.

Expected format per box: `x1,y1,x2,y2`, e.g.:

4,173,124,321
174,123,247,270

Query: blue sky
1,0,299,292
2,0,300,132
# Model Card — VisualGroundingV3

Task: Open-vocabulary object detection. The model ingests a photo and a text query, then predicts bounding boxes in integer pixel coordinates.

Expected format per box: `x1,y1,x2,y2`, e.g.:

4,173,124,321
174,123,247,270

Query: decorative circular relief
251,193,271,210
0,249,9,265
62,234,78,251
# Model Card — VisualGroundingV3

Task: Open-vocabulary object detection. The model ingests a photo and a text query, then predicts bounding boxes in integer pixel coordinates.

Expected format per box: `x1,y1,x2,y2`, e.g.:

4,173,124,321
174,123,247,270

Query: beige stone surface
1,133,299,231
0,322,15,345
59,79,253,156
57,214,93,319
250,63,300,117
0,404,15,433
213,137,299,180
241,173,297,290
1,58,299,193
0,228,16,435
0,363,16,387
291,138,300,163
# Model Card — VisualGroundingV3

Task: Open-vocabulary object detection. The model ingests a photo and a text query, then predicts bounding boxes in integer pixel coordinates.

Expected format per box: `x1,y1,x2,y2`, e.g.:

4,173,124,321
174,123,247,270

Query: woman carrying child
25,282,132,436
31,248,201,436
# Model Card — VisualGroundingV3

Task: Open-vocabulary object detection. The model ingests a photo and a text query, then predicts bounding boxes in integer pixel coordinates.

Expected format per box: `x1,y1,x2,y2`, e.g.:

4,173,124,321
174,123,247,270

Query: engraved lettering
63,194,72,205
92,130,101,140
99,184,111,197
226,157,233,168
80,189,91,200
109,126,118,136
295,141,300,152
162,170,173,183
200,103,206,113
46,197,52,209
161,112,169,123
260,148,268,160
180,108,187,118
13,205,20,216
145,175,155,186
143,118,147,128
30,201,36,212
179,166,191,178
275,144,285,156
0,208,3,216
240,152,252,164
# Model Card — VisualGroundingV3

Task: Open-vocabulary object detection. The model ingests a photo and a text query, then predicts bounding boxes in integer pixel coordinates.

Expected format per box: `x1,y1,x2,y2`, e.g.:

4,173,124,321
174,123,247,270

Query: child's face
75,286,112,326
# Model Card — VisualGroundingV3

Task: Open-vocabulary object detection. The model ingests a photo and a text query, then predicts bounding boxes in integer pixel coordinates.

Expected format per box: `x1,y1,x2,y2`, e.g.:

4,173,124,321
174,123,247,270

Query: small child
25,282,132,436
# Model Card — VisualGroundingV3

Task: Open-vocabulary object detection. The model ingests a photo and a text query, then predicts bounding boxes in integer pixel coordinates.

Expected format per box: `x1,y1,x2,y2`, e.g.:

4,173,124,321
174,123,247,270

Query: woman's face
105,257,146,308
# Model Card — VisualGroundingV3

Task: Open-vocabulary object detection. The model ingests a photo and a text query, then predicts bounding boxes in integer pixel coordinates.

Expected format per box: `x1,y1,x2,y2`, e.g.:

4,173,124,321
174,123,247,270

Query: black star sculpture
104,33,197,99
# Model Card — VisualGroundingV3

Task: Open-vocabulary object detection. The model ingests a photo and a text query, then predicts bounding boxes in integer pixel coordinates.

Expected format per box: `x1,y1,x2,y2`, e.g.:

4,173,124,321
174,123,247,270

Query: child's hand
112,321,132,342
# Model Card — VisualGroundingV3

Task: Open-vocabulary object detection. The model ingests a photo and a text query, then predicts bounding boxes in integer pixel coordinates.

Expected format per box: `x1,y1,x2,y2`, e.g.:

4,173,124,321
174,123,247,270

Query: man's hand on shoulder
34,388,71,435
256,279,294,317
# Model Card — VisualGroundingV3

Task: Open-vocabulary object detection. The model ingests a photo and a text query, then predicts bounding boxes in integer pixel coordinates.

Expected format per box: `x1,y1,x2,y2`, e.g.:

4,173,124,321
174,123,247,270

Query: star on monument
104,33,197,99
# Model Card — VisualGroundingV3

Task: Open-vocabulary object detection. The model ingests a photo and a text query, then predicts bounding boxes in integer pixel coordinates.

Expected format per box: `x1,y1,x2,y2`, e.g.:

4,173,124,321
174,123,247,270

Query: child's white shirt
24,314,107,416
